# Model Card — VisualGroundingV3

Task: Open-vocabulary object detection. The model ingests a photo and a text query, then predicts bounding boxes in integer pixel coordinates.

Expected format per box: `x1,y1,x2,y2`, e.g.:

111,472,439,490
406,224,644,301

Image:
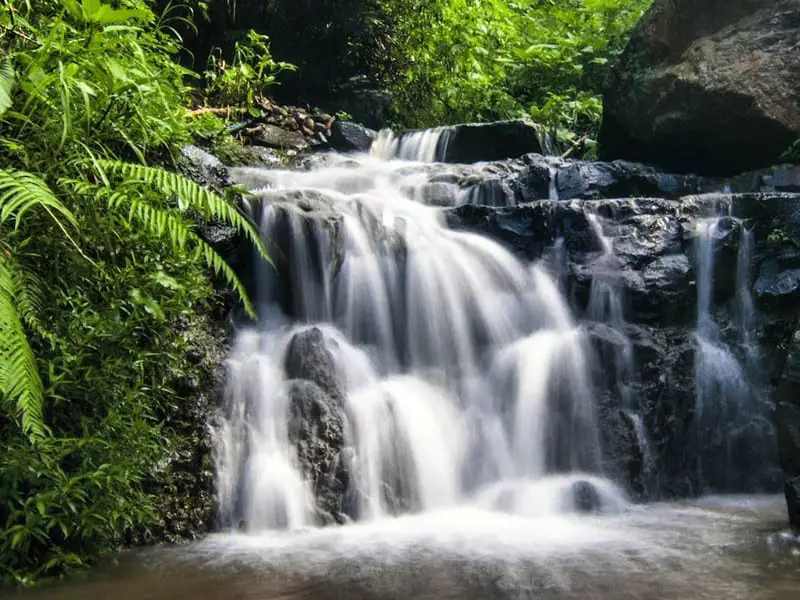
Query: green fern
0,249,46,442
0,59,14,118
0,168,80,241
95,160,272,267
87,184,258,318
0,169,83,444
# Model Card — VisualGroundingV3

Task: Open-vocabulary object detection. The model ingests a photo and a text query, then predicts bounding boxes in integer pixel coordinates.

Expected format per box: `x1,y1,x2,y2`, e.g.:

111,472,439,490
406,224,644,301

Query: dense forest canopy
0,0,652,585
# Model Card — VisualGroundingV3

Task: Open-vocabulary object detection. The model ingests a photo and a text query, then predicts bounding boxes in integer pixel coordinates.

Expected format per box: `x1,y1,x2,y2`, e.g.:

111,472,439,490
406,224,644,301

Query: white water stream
215,131,616,531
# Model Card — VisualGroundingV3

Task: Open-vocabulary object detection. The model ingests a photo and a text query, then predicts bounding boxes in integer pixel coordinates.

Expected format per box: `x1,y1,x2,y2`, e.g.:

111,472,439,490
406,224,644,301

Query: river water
13,496,800,600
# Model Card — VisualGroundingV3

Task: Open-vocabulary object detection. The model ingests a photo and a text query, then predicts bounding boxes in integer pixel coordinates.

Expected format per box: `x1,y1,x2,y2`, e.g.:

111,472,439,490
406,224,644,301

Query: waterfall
736,226,757,354
692,215,768,492
371,128,453,162
215,147,622,532
586,211,652,490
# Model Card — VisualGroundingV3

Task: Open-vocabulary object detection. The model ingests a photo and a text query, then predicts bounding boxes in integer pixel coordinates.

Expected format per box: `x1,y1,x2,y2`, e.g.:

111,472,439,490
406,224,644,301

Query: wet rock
571,480,602,513
179,145,229,191
756,268,800,304
601,0,800,175
286,379,349,524
643,255,692,301
416,182,458,207
438,120,544,164
445,202,562,261
768,166,800,193
329,120,377,153
249,124,309,151
755,247,800,307
285,328,344,403
777,329,800,528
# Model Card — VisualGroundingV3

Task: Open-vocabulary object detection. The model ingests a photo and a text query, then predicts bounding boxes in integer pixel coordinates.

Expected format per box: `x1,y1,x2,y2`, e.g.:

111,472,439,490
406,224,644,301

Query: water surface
15,495,800,600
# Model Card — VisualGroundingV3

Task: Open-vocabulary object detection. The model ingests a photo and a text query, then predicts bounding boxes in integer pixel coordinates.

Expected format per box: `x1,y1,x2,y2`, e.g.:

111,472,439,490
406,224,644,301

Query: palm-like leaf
0,250,46,441
94,185,258,318
0,168,79,241
95,160,272,267
0,59,15,118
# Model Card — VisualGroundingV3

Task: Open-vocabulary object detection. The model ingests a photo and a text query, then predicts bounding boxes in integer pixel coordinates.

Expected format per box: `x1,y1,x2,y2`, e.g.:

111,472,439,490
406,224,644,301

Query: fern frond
0,169,77,229
0,250,47,442
99,188,257,318
12,261,57,348
95,160,272,266
0,168,91,264
0,59,15,118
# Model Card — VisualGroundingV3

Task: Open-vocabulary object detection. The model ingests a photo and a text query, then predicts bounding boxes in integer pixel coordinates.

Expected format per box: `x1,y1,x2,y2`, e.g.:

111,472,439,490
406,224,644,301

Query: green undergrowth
0,0,268,584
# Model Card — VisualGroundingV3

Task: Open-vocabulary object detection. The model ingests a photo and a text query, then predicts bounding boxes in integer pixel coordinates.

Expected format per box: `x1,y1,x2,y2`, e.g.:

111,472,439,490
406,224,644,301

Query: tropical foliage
0,0,266,584
203,29,295,108
380,0,652,152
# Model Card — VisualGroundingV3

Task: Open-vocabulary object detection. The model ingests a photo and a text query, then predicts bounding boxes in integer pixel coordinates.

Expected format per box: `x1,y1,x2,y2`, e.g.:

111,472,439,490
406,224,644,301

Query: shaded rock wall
600,0,800,175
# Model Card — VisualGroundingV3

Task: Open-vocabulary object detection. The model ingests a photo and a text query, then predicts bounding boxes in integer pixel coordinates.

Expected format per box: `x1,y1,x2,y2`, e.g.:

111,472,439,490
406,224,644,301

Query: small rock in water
329,120,377,153
572,480,602,513
249,124,308,151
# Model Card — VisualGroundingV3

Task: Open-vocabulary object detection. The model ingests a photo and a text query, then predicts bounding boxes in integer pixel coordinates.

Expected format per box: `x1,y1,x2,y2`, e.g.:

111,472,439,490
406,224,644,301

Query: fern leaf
95,160,272,267
0,168,78,230
98,189,258,318
0,251,47,441
0,59,15,118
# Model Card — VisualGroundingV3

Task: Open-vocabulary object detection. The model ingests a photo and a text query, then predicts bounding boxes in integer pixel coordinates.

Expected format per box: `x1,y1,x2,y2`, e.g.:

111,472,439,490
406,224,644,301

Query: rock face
440,120,544,163
776,329,800,527
600,0,800,175
329,120,377,153
285,328,345,403
286,380,349,524
284,328,350,523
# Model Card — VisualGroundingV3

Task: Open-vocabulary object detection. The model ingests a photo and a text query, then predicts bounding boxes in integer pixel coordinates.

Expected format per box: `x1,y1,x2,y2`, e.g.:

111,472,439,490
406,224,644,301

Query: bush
379,0,652,150
0,0,266,583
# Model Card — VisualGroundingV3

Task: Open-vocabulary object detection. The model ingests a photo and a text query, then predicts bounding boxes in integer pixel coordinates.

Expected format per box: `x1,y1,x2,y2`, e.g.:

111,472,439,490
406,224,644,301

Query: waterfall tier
213,137,794,531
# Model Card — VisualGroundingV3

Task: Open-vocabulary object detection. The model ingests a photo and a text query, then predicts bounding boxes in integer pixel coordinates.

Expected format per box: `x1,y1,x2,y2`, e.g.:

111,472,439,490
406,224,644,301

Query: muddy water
9,495,800,600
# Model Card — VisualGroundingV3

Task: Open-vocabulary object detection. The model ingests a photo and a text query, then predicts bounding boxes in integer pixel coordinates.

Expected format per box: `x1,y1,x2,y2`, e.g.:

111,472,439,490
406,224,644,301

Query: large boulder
285,327,345,402
286,380,349,524
329,120,377,153
600,0,800,175
440,121,544,163
284,328,351,523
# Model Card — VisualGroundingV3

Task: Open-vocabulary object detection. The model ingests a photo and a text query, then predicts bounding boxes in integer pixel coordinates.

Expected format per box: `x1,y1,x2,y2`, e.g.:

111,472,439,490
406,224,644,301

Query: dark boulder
777,328,800,528
432,120,543,164
554,160,712,200
571,480,602,513
286,379,349,524
248,124,309,151
600,0,800,175
329,120,377,153
179,145,230,191
642,255,693,304
285,327,345,402
756,267,800,305
444,120,544,164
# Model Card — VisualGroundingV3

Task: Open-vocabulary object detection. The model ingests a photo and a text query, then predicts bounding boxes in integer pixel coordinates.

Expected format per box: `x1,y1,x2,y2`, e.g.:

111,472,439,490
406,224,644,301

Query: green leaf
0,255,46,442
0,59,15,118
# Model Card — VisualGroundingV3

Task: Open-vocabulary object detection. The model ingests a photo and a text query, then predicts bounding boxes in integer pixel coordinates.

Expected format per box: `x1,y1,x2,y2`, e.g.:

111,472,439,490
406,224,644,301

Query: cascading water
692,212,774,492
585,210,653,490
215,131,620,531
